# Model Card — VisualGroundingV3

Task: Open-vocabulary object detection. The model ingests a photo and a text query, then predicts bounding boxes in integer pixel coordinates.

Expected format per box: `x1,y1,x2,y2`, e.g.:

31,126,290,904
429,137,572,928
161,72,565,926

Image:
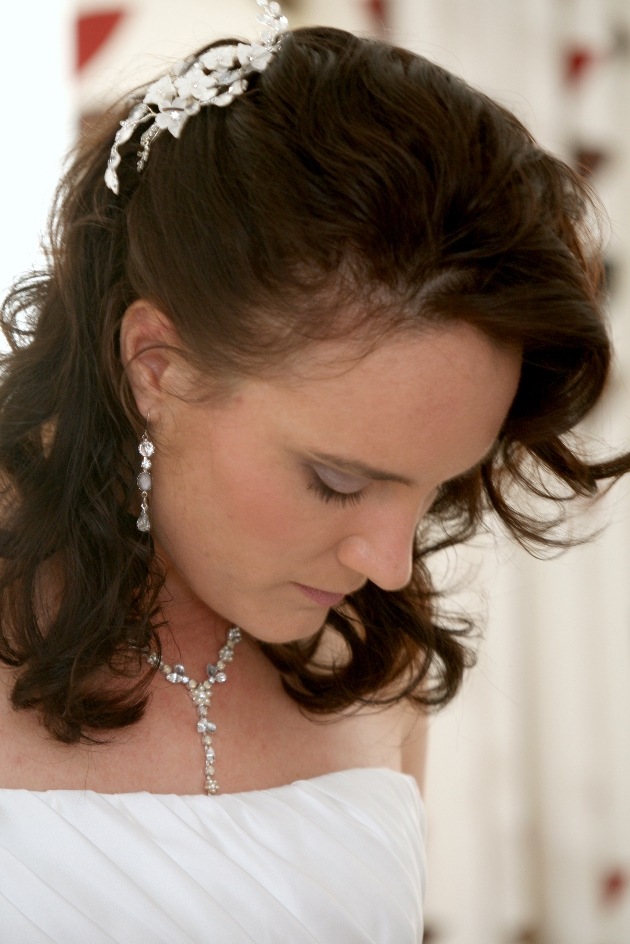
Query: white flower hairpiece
105,0,288,194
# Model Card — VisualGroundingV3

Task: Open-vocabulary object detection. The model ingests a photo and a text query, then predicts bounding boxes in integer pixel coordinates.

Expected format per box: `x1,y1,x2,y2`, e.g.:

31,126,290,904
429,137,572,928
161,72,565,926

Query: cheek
215,464,315,548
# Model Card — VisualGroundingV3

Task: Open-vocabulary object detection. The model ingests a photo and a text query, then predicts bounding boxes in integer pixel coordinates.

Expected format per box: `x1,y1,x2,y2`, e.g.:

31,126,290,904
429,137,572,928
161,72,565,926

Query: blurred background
3,2,629,941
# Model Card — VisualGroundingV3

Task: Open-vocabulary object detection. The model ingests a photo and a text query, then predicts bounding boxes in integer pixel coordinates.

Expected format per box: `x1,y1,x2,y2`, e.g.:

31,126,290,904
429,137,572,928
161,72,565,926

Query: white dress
0,767,425,943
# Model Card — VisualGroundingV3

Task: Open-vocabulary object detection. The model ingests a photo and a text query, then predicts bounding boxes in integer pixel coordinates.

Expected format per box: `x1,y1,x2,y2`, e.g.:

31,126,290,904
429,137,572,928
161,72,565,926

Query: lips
294,583,347,608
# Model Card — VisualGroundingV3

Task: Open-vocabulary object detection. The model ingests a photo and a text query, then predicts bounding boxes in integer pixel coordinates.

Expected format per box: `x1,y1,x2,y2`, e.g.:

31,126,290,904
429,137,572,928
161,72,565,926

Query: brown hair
1,26,628,742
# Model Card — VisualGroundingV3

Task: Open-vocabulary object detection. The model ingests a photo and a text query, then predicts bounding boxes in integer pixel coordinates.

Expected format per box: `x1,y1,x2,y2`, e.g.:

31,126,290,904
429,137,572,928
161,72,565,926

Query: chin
240,608,329,646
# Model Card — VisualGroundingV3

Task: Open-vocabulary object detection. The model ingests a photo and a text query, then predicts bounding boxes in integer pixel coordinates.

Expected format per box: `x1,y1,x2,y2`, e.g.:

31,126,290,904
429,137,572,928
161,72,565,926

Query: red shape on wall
572,146,609,179
601,868,628,906
565,46,597,84
366,0,388,30
77,10,126,72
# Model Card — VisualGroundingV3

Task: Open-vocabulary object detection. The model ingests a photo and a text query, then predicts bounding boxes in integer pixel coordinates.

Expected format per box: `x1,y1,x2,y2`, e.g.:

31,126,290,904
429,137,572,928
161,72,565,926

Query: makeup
294,583,346,608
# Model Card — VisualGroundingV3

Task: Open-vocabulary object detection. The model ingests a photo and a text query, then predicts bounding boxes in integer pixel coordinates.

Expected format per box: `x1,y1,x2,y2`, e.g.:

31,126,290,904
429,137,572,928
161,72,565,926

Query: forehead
229,323,522,485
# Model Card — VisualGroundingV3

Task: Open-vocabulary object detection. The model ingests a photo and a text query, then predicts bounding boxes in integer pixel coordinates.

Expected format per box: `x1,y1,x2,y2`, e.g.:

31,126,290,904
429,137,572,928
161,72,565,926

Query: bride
0,3,627,940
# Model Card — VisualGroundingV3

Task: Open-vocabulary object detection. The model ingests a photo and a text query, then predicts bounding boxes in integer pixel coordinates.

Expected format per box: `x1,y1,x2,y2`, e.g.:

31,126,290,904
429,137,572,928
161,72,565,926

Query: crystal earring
136,430,154,532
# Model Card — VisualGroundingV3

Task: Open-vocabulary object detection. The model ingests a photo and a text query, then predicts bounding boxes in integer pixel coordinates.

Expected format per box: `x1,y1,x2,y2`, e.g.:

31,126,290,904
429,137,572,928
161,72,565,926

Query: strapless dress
0,766,425,943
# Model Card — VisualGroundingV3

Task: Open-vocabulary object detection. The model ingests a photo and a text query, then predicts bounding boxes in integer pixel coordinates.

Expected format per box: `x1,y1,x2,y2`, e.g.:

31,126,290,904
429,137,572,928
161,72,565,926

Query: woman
0,2,627,941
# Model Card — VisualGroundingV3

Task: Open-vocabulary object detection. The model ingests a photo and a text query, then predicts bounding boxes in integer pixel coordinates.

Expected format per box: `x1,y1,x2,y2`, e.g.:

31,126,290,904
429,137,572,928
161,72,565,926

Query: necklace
146,625,242,795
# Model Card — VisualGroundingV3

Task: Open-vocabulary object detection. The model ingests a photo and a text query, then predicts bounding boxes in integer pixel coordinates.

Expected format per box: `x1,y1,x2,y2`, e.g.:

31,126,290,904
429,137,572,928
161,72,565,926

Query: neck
156,562,234,675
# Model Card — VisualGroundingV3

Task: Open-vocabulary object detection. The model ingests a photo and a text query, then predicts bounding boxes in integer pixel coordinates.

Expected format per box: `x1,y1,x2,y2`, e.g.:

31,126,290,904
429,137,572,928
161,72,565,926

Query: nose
335,505,419,592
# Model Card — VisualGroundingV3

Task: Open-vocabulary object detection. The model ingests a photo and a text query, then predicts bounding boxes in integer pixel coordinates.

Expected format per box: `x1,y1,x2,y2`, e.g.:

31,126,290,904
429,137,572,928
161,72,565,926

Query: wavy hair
1,27,628,742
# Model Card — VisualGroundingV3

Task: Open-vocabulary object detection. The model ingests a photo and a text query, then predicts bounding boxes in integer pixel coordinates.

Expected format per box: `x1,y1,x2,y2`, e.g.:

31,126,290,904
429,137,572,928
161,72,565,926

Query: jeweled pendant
138,433,155,458
136,430,154,533
148,625,241,796
137,512,150,532
137,471,152,491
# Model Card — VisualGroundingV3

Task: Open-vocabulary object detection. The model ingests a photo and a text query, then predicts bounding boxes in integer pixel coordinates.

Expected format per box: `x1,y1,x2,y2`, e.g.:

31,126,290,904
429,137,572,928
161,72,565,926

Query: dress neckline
0,765,421,801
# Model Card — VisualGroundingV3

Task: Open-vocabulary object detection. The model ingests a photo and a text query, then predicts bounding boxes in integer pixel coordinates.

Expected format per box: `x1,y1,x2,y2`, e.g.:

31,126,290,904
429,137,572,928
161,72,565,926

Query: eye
307,466,367,508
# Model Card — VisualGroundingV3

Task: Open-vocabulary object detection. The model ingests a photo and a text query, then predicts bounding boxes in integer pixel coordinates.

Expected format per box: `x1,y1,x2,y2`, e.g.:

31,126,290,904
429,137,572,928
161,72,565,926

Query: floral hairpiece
105,0,288,194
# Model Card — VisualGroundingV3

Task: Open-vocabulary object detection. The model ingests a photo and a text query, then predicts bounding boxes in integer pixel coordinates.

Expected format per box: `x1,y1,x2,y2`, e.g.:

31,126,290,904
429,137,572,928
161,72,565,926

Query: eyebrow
308,451,416,486
307,445,497,489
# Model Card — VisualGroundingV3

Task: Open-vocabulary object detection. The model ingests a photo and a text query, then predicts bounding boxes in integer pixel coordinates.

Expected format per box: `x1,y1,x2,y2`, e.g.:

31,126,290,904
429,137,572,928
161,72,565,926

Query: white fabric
0,767,425,943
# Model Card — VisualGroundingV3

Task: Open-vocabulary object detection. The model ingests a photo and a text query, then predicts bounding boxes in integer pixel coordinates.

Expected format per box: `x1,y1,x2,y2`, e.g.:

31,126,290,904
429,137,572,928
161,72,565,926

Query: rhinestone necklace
146,625,242,795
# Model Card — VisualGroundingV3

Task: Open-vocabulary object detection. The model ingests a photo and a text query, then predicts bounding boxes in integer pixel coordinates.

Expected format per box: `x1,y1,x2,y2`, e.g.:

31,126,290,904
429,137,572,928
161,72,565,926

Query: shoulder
398,700,428,792
316,624,428,791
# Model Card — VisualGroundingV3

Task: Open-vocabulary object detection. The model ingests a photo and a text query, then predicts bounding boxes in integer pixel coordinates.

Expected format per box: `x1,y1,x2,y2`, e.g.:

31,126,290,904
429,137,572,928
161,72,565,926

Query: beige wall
390,2,630,941
0,1,73,306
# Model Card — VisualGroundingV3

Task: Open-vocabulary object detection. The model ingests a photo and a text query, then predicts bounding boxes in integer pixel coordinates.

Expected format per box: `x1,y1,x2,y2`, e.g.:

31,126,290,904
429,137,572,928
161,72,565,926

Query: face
146,322,521,644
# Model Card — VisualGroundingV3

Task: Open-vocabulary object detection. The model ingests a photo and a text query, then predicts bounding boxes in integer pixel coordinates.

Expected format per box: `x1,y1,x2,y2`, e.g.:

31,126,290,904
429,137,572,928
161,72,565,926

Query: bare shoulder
0,665,39,783
0,664,94,790
315,623,428,790
397,699,428,792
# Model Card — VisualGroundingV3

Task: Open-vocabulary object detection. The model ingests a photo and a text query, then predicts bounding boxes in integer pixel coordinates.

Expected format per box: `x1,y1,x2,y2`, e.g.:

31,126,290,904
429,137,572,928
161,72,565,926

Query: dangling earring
136,430,154,532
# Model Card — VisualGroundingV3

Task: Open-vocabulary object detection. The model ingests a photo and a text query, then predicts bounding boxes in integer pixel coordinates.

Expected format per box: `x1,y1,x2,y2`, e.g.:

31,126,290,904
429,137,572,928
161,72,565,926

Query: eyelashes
307,470,366,508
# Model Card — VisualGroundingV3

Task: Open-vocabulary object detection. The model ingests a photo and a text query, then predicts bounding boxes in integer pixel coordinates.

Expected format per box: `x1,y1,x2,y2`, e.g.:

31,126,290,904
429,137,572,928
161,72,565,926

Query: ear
120,300,185,421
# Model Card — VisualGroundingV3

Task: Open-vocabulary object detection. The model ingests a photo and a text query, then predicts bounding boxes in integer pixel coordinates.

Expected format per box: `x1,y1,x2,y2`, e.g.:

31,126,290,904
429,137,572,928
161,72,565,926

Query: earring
136,430,154,532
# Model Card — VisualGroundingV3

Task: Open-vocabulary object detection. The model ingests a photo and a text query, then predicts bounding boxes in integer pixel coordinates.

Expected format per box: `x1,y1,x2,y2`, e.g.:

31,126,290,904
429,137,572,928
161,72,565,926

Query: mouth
294,583,347,608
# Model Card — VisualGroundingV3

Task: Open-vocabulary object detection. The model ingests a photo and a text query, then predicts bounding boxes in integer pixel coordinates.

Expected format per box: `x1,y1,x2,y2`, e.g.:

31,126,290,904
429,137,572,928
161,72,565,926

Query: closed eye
307,466,367,507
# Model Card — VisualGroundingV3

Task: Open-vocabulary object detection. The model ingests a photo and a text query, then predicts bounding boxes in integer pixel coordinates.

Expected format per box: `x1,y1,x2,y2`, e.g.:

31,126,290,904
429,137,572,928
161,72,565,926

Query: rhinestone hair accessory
146,626,242,795
105,0,288,194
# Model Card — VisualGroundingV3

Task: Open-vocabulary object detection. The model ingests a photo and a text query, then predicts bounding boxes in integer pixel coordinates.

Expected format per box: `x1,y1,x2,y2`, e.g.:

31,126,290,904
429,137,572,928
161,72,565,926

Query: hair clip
105,0,288,194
